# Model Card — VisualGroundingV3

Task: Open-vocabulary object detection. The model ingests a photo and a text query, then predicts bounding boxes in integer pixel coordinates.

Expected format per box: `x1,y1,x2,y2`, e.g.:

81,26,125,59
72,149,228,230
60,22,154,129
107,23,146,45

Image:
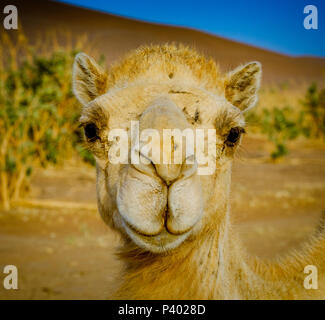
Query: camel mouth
118,213,192,253
122,208,197,237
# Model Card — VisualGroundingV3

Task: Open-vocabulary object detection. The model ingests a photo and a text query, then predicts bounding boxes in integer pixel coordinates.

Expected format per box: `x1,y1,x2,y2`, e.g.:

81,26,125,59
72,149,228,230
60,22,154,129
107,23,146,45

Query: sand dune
6,0,325,84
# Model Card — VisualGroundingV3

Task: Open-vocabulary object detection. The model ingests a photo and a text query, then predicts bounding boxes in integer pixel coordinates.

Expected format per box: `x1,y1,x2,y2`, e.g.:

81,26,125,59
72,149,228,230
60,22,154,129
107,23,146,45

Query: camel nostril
180,155,198,179
131,147,198,183
131,149,157,176
154,164,182,184
153,156,197,185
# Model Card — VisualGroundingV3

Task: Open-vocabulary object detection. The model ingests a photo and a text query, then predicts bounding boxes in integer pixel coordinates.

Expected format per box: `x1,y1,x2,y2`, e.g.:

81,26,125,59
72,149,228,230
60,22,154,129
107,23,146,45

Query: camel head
72,45,261,254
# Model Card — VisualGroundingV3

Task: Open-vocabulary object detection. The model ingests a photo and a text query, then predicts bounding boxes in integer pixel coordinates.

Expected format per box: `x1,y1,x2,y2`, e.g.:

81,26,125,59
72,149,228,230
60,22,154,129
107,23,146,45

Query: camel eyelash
80,122,100,142
225,127,246,146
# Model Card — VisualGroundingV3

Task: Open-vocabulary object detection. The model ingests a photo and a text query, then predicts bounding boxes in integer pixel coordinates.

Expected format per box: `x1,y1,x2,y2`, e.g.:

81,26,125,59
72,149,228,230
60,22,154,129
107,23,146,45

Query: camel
72,44,325,299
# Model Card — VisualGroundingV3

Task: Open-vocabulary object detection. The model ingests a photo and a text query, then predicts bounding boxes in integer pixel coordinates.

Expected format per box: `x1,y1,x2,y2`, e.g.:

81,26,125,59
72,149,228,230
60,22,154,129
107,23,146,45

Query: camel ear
224,62,262,112
73,53,108,105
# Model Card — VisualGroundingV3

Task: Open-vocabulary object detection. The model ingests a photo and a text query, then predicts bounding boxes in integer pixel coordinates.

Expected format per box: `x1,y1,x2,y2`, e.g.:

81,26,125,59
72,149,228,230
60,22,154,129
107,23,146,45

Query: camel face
73,45,261,253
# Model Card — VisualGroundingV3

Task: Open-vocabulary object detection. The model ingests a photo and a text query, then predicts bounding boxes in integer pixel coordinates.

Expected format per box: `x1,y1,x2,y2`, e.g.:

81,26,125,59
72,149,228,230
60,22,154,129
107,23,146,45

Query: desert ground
0,136,324,300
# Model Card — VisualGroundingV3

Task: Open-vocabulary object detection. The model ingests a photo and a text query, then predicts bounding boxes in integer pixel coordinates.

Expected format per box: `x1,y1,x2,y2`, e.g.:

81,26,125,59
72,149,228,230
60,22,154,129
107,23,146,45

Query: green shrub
260,107,300,160
0,32,94,210
302,83,325,138
247,83,325,161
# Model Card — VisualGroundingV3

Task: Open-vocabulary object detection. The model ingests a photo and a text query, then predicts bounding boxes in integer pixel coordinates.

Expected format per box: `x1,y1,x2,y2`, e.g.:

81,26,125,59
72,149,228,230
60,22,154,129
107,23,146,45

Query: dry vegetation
248,82,325,159
0,31,98,210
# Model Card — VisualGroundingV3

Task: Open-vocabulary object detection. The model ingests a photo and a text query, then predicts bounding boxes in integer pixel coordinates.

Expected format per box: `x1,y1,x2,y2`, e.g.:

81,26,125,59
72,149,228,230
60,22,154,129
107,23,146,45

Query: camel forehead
107,44,222,91
139,98,189,130
85,82,243,133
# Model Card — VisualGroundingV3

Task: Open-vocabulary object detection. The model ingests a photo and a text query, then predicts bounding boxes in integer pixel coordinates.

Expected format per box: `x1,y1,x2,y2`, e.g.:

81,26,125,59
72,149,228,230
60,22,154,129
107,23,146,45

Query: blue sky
57,0,324,57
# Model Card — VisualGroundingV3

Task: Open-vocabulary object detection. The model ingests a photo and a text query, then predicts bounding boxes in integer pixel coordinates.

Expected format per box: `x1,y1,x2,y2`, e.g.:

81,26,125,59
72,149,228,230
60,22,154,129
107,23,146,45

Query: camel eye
226,127,245,145
84,123,99,142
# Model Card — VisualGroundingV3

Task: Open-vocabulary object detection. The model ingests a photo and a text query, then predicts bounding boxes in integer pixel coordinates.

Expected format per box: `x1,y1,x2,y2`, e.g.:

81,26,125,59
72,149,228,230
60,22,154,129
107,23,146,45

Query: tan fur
224,61,262,111
73,53,108,105
73,44,325,300
107,44,223,92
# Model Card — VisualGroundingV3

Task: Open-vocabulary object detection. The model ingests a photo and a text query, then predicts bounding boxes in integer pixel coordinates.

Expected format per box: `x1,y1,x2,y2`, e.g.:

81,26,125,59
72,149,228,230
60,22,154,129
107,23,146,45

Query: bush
0,32,94,210
302,83,325,138
260,107,303,160
247,83,325,161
